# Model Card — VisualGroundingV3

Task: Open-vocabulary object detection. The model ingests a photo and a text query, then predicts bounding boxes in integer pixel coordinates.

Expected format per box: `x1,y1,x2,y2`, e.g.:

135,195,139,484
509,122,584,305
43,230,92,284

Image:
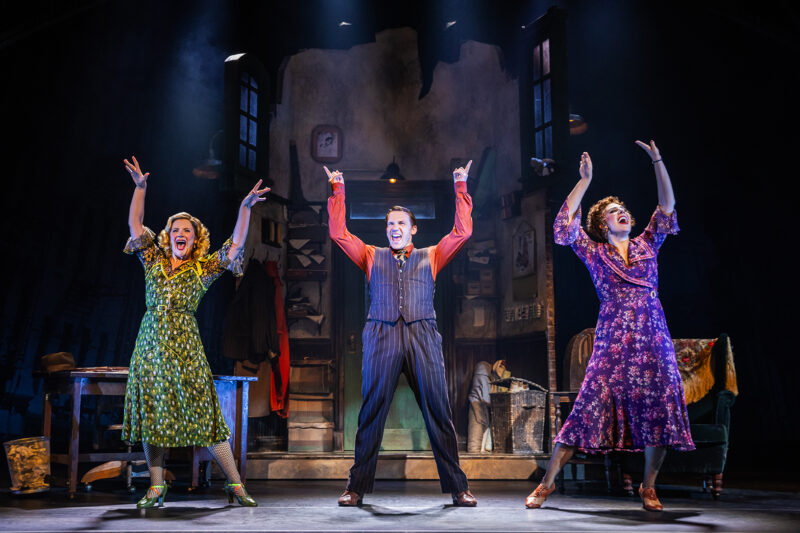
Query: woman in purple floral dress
526,141,694,512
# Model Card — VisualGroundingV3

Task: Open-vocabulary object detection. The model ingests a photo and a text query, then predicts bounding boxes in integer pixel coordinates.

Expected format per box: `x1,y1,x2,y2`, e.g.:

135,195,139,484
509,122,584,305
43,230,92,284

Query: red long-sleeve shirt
328,181,473,281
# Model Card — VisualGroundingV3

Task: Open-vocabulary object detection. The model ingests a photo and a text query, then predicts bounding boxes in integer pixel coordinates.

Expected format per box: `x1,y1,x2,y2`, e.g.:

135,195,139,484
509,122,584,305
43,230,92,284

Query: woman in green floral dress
121,156,269,508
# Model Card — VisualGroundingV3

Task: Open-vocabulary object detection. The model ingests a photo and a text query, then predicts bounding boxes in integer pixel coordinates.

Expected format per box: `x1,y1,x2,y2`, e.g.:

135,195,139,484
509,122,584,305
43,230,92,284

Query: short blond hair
158,212,210,260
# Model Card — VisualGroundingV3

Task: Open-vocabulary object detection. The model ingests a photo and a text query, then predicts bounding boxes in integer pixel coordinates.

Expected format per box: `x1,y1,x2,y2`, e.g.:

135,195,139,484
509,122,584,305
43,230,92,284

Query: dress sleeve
123,227,163,270
198,237,245,287
553,201,595,262
640,206,679,251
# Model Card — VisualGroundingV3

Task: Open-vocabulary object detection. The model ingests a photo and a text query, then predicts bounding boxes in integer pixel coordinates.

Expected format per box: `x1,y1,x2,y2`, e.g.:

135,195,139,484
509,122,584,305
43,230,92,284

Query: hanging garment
222,259,280,364
234,360,271,418
265,260,290,417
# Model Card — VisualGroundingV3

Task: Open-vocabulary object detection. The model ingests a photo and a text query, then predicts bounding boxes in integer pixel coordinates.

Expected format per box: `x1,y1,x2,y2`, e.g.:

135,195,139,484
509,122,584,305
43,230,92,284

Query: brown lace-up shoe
452,490,478,507
639,484,663,512
525,482,556,509
338,490,362,506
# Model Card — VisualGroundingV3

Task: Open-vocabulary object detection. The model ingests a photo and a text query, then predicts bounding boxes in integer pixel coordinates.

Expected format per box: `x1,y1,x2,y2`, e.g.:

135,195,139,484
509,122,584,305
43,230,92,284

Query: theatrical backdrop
0,0,796,488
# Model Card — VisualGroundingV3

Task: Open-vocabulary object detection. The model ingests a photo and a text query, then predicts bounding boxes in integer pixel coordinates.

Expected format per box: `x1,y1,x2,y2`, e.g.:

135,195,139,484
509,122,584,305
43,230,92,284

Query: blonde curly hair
586,196,636,241
158,212,211,260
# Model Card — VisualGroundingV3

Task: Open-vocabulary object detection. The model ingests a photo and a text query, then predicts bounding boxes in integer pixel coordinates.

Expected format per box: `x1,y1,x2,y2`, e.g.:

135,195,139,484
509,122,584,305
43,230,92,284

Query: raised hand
242,179,271,208
635,140,661,162
124,156,150,188
324,166,344,184
453,160,472,182
579,152,592,180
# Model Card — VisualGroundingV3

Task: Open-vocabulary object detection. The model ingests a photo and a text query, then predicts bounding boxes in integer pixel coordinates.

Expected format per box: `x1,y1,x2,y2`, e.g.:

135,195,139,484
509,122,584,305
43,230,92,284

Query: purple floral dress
554,202,694,452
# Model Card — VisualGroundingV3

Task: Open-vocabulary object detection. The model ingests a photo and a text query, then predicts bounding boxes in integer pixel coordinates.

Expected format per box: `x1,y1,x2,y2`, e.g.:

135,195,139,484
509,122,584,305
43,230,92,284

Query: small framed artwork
311,125,343,163
512,224,536,278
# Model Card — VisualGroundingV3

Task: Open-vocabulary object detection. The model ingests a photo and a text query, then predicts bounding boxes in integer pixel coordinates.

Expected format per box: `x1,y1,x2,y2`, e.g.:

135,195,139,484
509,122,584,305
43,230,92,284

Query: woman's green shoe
225,483,258,507
137,484,167,509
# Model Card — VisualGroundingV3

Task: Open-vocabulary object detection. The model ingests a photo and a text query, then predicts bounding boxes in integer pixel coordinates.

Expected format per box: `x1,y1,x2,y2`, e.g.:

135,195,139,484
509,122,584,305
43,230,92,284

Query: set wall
268,28,521,339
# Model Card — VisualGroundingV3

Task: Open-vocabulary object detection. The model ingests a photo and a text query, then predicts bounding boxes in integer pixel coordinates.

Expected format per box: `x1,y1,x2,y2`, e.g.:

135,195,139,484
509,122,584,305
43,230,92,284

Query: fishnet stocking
207,441,242,488
142,442,165,498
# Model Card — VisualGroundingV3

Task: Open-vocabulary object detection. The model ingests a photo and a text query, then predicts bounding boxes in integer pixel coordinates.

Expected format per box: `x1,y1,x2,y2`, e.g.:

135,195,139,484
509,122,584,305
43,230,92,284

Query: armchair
619,334,738,497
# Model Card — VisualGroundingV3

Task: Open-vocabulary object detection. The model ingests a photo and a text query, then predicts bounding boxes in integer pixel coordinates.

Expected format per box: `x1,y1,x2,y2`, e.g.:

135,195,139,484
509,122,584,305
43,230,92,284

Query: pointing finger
323,166,333,179
465,160,472,174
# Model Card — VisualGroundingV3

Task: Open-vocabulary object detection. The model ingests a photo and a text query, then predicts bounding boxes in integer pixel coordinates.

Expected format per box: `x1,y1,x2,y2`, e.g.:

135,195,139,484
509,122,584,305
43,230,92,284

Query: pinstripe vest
367,247,436,323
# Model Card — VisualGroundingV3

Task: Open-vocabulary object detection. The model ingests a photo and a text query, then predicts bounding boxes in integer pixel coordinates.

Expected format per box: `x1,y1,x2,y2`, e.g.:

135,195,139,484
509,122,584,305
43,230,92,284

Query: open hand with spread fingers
453,160,472,182
324,166,344,184
242,179,271,208
635,140,662,162
124,156,150,188
579,152,592,181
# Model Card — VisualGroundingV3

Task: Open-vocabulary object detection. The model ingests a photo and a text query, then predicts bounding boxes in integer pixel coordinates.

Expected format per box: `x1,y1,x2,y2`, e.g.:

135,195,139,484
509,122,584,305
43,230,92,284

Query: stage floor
1,479,798,532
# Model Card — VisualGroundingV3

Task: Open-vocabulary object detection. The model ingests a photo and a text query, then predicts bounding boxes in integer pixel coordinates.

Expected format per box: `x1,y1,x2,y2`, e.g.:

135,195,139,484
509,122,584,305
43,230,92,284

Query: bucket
3,436,51,494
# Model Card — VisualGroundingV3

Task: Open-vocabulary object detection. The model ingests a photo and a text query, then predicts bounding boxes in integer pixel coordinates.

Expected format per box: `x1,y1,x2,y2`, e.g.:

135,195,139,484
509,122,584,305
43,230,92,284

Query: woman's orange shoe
639,484,664,511
525,483,556,509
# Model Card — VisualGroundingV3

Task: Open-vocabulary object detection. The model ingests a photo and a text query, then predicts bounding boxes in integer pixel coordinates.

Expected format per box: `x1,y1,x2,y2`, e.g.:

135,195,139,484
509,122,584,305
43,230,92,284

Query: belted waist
147,305,193,314
600,287,658,302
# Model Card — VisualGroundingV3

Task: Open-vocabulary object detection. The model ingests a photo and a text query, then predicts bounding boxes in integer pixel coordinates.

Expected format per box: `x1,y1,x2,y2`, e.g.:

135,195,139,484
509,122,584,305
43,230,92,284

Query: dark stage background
1,0,797,475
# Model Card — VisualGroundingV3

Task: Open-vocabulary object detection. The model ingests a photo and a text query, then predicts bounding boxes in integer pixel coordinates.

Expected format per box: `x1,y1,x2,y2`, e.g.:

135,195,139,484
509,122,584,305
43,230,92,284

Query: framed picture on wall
512,224,536,278
311,125,343,163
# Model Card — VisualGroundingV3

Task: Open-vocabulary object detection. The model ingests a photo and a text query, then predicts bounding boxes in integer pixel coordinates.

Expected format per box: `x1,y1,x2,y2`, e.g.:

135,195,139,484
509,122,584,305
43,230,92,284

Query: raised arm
430,161,473,279
325,166,374,275
229,179,271,260
635,140,675,214
124,156,150,240
563,152,593,223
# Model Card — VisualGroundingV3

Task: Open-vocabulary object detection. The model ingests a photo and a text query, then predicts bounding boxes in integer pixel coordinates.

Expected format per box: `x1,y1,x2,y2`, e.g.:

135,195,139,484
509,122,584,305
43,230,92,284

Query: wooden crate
287,422,334,452
288,394,334,424
289,359,333,395
490,389,546,454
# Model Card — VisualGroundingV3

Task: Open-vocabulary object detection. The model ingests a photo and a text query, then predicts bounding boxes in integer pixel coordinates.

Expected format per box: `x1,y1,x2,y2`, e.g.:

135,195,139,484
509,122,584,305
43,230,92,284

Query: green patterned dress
121,227,243,447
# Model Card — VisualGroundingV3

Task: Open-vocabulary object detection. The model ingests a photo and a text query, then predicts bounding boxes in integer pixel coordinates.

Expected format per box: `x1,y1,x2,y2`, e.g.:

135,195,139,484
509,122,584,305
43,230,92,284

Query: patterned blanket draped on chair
562,330,738,497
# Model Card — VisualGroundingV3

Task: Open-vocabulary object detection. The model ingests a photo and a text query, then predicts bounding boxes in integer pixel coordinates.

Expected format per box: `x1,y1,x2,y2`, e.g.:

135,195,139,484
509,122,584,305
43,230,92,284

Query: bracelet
652,159,663,164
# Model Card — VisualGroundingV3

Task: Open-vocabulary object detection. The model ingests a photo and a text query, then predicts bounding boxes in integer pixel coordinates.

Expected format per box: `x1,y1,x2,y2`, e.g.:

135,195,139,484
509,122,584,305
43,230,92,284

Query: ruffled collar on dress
598,236,656,288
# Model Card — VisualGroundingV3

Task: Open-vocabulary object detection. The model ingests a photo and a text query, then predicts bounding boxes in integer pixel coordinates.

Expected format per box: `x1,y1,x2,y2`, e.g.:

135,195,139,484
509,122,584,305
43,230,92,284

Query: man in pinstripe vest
326,162,477,507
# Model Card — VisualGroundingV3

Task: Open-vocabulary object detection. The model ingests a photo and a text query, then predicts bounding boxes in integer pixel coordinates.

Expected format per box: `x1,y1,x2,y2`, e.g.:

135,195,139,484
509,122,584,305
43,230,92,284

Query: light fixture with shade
380,157,404,184
569,113,588,135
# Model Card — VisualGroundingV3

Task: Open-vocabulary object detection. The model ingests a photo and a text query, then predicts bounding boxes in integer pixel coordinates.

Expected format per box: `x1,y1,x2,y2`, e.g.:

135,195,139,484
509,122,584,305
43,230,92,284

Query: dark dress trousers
346,247,469,495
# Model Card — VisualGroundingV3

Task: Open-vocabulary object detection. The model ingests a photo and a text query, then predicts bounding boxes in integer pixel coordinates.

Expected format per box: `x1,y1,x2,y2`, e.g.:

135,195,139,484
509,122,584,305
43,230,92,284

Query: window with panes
238,73,259,172
531,39,552,160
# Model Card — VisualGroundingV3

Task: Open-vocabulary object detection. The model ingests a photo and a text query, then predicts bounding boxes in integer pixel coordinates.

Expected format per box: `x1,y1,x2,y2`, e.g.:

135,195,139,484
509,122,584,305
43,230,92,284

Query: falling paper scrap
288,238,310,250
300,248,313,255
310,254,325,264
295,255,312,267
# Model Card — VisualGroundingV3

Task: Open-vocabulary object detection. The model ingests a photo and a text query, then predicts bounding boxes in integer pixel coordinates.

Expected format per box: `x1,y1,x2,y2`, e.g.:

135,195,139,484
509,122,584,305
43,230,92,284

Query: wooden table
40,368,255,496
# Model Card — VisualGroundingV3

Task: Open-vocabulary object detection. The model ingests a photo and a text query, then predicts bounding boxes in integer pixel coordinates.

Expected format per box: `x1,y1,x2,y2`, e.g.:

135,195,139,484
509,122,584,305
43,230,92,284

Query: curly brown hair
586,196,636,241
158,212,211,260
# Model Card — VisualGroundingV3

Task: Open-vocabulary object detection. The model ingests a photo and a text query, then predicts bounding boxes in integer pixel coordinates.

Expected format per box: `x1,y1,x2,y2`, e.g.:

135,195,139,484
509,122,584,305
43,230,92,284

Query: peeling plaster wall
269,28,522,339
